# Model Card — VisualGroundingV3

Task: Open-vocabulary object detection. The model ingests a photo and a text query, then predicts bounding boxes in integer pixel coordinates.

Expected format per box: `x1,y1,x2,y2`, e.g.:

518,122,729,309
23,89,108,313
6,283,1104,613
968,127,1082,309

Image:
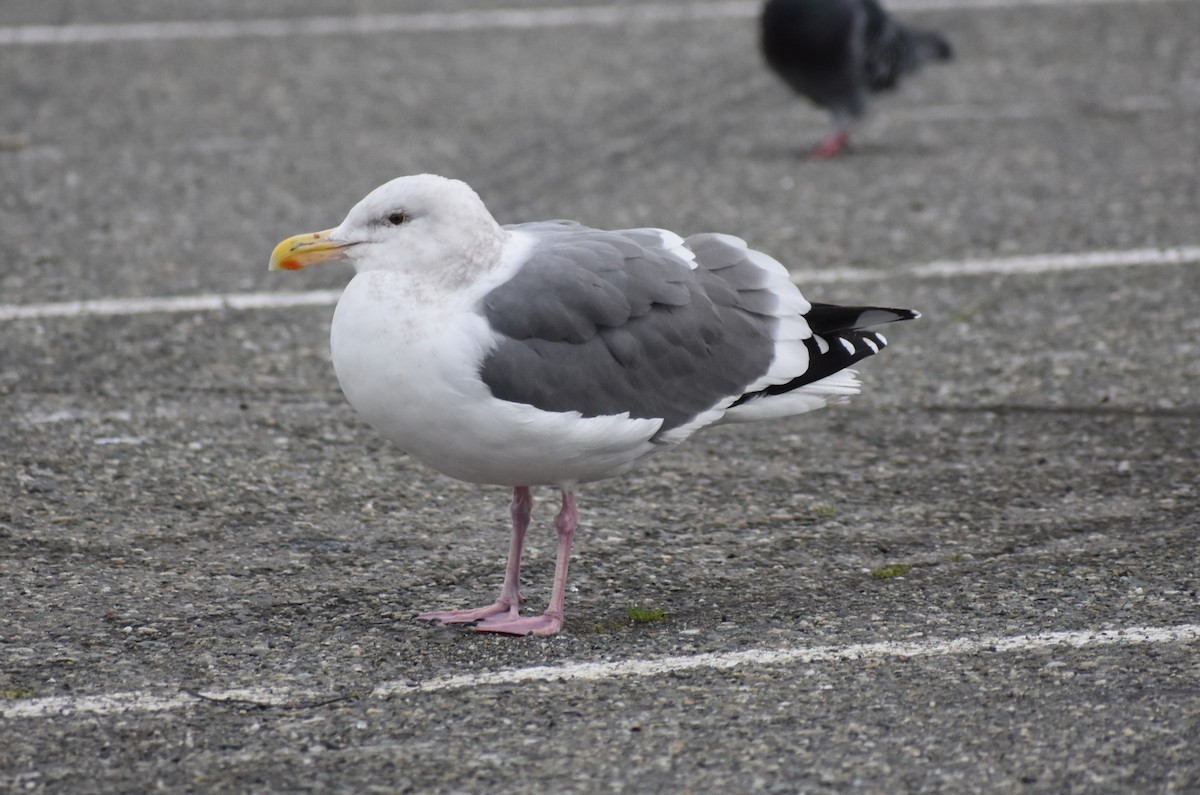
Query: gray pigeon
761,0,954,157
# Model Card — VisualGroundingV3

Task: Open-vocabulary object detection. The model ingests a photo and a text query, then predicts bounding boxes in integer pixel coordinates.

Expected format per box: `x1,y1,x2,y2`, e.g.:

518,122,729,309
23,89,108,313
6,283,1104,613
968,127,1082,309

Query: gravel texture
2,0,1199,792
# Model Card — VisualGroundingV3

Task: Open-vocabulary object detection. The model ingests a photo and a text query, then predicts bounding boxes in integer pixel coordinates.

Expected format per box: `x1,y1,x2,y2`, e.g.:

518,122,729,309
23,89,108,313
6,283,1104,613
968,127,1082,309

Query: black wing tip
872,306,921,323
805,304,921,333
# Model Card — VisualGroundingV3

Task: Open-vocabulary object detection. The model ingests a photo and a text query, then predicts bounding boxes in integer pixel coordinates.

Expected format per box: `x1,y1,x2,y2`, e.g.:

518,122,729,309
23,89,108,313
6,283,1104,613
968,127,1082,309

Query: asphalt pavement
2,0,1199,792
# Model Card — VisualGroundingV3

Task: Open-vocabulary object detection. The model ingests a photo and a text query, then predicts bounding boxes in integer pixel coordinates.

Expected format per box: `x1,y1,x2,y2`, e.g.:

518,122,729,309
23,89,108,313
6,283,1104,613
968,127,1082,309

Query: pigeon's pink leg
416,486,532,625
812,128,852,159
474,490,577,637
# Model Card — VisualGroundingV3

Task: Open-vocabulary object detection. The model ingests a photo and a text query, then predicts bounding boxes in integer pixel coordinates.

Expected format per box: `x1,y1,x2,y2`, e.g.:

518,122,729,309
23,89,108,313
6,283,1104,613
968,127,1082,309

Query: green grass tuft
1,687,36,699
591,605,670,631
626,605,667,623
870,563,912,580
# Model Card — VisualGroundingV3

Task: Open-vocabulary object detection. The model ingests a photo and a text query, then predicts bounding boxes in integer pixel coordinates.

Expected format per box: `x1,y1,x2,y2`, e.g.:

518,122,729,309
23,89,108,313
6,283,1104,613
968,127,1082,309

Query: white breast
329,271,664,487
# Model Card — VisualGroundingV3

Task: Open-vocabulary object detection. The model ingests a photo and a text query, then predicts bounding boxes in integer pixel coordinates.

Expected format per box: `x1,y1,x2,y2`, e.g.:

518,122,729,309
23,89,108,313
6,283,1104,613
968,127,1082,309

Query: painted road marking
0,0,1181,47
2,246,1196,322
791,245,1200,284
4,623,1197,719
0,289,343,322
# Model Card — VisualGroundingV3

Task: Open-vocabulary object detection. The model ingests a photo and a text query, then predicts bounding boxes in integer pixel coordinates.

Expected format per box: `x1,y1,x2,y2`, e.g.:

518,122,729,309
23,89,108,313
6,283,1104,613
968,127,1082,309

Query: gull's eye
386,211,409,226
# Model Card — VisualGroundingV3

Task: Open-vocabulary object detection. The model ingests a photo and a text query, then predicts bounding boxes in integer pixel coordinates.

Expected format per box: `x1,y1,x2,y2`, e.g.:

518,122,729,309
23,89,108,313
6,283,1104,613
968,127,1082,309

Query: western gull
269,174,918,636
761,0,954,157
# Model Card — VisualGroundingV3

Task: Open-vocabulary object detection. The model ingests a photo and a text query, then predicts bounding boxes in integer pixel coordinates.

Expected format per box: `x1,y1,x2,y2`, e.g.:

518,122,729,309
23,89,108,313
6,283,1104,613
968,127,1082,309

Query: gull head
269,174,506,284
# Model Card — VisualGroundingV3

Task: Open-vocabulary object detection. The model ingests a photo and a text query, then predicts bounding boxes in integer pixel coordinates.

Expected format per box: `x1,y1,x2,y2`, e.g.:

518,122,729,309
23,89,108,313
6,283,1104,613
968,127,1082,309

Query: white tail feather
719,370,861,424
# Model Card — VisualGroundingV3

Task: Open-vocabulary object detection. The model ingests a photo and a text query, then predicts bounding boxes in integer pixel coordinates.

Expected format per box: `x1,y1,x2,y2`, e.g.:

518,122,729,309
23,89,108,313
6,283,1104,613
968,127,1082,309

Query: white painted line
390,623,1200,695
0,3,752,46
1,692,197,719
0,686,329,721
891,0,1177,7
913,246,1200,277
0,0,1181,47
4,623,1197,719
790,244,1200,285
3,245,1195,322
0,289,342,322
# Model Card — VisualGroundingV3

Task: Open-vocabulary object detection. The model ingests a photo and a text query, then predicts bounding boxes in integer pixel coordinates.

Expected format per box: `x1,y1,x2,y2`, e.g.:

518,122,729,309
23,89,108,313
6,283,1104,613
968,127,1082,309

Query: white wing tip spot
839,338,856,356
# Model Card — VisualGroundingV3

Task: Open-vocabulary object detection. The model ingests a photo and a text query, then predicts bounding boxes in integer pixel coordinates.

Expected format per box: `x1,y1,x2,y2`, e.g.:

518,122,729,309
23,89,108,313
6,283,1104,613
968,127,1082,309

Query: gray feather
478,226,780,435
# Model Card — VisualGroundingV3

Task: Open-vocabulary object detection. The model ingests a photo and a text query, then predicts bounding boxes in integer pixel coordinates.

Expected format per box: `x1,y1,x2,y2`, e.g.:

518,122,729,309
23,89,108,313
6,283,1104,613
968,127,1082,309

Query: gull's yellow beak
269,228,348,271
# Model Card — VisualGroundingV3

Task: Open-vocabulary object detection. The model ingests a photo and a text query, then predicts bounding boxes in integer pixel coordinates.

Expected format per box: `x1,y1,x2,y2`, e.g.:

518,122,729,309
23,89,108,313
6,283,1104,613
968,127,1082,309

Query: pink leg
474,489,577,637
416,486,533,626
812,128,851,159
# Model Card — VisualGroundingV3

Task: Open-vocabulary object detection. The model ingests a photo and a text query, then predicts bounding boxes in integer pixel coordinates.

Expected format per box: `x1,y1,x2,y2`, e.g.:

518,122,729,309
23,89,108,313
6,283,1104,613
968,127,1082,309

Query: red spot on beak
277,258,304,271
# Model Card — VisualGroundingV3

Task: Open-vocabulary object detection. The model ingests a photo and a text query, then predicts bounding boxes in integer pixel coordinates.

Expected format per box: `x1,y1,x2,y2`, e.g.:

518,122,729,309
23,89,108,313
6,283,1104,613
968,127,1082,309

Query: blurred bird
761,0,954,157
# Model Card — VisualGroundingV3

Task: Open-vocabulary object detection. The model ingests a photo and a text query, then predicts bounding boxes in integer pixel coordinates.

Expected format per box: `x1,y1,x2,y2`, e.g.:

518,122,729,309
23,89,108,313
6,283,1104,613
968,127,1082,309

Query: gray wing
478,225,779,436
